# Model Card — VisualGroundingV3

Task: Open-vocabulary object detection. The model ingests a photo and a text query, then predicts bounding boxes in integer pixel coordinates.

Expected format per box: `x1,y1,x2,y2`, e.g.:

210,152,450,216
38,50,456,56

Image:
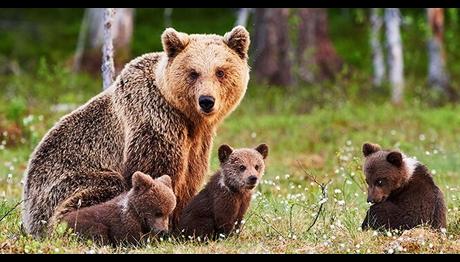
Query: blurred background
1,8,460,253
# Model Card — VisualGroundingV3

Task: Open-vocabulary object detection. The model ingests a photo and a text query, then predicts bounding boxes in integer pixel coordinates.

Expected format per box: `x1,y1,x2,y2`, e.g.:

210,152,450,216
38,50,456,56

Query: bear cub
177,143,269,240
361,142,446,231
62,172,176,245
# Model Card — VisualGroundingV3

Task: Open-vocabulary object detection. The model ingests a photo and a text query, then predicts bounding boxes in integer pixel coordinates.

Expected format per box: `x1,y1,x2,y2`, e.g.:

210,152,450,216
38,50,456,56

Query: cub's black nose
367,196,374,204
248,176,258,185
199,96,215,113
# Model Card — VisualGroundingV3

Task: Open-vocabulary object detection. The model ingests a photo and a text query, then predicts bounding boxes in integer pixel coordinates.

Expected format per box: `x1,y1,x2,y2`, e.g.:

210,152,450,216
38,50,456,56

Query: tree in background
370,8,385,87
427,8,450,94
252,8,293,86
235,8,252,27
385,8,404,105
72,8,134,75
296,8,342,83
102,8,115,90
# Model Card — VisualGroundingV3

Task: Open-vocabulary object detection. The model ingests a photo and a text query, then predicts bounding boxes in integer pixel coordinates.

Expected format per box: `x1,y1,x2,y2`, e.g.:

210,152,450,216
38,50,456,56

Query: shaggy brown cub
177,143,269,240
361,142,446,231
62,172,176,245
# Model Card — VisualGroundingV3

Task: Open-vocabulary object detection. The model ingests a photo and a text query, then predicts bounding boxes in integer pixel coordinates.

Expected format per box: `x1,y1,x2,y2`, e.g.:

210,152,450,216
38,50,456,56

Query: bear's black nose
199,96,215,113
248,176,258,185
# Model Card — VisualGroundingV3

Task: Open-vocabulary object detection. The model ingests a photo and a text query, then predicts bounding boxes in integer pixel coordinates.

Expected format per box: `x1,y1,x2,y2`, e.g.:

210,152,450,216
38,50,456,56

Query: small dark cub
177,143,269,240
361,142,447,231
62,172,176,245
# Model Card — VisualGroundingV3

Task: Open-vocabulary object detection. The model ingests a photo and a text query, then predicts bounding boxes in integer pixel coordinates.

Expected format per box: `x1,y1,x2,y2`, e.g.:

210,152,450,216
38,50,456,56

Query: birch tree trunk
102,8,115,89
73,8,133,75
427,8,449,92
370,8,385,87
385,8,404,105
235,8,251,27
164,8,173,27
252,8,293,86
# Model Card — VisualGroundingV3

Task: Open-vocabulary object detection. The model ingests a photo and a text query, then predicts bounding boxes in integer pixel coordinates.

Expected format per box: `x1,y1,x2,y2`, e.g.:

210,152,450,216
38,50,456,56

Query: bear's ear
132,171,153,191
223,26,250,60
363,143,381,157
156,175,172,189
255,143,269,160
161,28,190,58
387,151,403,167
218,144,233,163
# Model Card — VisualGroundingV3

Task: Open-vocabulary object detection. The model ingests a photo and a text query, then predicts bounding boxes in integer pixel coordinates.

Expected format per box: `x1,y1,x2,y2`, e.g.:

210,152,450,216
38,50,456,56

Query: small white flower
251,132,257,138
334,189,342,194
387,248,394,254
338,200,345,206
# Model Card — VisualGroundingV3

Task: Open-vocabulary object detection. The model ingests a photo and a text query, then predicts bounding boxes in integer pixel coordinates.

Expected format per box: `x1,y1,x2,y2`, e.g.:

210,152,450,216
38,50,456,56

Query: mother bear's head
156,26,250,125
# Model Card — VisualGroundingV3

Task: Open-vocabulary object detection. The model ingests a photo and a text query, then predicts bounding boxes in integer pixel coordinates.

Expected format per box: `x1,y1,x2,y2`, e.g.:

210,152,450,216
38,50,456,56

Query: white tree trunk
235,8,251,27
370,8,385,87
87,8,133,50
385,8,404,105
164,8,173,27
427,8,449,91
102,8,115,90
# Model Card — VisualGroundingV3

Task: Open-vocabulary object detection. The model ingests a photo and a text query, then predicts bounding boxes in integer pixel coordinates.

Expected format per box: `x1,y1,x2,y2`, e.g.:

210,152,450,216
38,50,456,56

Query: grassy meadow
1,8,460,253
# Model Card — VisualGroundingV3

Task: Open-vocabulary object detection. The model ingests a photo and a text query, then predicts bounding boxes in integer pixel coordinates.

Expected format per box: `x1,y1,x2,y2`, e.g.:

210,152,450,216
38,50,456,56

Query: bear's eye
189,71,199,81
155,211,163,217
239,165,246,172
255,165,260,171
375,179,384,186
216,69,225,79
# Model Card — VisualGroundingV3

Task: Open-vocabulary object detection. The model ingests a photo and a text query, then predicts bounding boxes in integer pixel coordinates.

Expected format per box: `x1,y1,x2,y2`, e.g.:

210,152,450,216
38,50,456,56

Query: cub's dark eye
239,165,246,172
189,71,199,81
255,165,260,171
216,69,225,78
375,179,383,187
155,212,163,217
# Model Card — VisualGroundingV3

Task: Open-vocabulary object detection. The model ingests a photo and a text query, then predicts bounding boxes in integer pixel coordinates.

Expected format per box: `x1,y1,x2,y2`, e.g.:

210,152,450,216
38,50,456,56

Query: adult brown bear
22,26,251,237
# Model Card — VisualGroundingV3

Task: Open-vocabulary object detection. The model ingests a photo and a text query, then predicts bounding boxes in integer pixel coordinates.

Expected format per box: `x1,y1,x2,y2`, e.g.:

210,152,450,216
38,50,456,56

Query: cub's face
218,144,269,192
129,173,176,235
362,143,408,204
159,26,250,124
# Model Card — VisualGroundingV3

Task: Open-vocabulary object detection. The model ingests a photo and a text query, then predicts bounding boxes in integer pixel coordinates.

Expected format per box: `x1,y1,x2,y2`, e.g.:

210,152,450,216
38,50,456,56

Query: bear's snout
245,175,258,189
199,96,215,113
248,175,258,185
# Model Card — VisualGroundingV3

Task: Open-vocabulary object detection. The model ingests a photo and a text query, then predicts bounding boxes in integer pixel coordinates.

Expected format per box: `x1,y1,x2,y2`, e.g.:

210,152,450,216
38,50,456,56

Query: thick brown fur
176,144,268,240
361,142,447,231
61,173,176,245
22,26,251,237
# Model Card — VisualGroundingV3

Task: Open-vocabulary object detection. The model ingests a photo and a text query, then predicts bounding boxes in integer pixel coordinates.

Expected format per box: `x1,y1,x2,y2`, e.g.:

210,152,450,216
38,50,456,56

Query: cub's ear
132,171,153,191
387,151,403,167
223,26,250,59
255,143,269,159
218,144,233,163
161,28,190,58
156,175,173,189
363,143,381,157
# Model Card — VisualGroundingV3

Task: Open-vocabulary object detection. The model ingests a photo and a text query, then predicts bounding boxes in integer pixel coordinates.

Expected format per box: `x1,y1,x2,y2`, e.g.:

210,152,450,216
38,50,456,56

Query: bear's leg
362,201,410,231
47,171,126,234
